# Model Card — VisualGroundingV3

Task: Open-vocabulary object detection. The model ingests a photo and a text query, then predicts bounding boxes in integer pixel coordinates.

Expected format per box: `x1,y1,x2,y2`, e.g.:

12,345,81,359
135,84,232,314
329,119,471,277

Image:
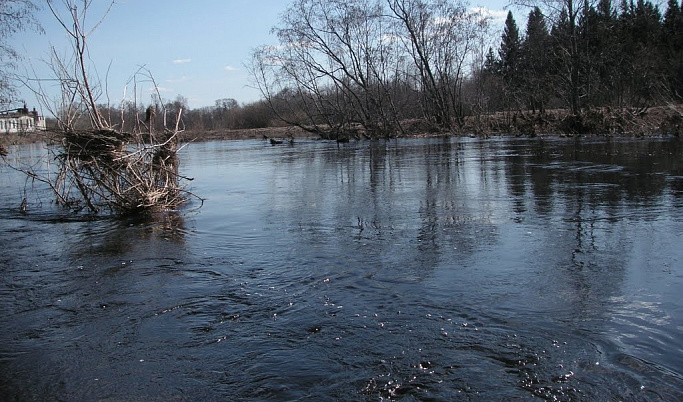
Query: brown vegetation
171,104,683,142
53,127,187,215
3,104,681,151
462,104,683,138
1,0,195,217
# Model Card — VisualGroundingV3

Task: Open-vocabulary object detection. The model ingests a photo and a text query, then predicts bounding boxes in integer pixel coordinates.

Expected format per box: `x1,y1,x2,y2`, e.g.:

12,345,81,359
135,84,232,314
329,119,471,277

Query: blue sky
14,1,509,111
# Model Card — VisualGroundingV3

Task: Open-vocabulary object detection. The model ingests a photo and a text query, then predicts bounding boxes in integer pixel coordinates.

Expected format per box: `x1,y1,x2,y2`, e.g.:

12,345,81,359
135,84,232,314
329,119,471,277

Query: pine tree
624,0,664,106
498,11,522,109
662,0,683,99
579,0,620,106
483,47,499,76
479,47,504,113
520,7,551,113
499,11,521,83
496,0,676,114
548,9,575,110
595,0,620,105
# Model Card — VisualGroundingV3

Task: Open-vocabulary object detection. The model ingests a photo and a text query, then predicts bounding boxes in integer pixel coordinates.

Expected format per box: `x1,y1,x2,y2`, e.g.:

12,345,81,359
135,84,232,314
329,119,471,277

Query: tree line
487,0,683,116
100,0,682,139
250,0,491,140
6,0,681,139
247,0,682,139
52,95,280,134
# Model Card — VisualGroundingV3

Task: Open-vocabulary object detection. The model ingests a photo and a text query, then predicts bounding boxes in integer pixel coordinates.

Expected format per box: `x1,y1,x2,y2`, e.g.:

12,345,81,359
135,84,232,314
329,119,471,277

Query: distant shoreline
182,104,683,142
2,105,681,150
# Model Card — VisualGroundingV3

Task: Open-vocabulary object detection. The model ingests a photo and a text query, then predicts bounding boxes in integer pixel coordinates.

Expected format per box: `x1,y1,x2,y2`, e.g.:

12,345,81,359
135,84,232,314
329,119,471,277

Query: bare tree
251,0,408,140
5,0,198,216
388,0,487,129
0,0,42,107
250,0,489,137
44,0,115,129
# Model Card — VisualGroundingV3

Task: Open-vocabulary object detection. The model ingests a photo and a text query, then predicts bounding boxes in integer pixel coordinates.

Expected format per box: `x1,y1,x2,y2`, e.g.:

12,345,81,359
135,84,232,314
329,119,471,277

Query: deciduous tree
250,0,489,138
0,0,41,106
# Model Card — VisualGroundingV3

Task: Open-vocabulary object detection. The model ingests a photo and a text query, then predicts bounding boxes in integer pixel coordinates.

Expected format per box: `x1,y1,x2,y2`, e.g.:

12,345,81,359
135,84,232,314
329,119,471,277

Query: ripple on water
1,138,683,400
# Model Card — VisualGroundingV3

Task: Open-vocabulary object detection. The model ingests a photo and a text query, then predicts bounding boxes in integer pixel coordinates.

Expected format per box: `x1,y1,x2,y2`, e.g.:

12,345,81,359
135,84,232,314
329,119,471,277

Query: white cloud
381,33,400,44
224,65,237,71
154,86,172,93
433,16,452,25
172,58,192,64
470,7,508,24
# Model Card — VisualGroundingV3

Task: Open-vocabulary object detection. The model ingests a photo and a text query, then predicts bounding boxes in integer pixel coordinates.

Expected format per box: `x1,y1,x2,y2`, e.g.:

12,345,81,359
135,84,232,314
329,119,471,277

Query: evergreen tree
549,9,575,110
520,7,551,113
498,11,522,109
484,0,677,114
480,47,504,113
662,0,683,99
595,0,620,105
579,0,620,106
499,11,521,82
621,0,664,106
483,47,499,76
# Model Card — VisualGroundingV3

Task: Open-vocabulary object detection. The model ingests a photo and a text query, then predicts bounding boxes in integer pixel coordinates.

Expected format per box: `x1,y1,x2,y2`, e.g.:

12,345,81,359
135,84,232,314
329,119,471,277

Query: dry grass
460,104,683,137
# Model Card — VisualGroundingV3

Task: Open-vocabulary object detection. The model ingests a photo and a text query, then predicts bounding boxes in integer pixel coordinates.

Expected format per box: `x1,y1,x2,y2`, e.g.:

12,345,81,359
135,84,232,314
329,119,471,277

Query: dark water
1,137,682,401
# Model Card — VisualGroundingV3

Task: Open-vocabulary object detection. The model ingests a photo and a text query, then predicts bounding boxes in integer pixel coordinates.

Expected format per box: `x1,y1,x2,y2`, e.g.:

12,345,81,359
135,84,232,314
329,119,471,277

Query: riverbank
178,104,683,141
2,105,681,151
465,104,683,138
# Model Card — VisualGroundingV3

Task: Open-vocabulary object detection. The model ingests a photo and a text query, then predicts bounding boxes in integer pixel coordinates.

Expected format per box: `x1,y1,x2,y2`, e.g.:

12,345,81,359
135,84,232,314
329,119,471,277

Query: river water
1,137,682,401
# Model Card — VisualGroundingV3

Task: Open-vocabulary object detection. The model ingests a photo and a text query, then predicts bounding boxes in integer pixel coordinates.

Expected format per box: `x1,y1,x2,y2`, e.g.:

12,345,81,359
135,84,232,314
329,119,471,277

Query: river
1,136,682,401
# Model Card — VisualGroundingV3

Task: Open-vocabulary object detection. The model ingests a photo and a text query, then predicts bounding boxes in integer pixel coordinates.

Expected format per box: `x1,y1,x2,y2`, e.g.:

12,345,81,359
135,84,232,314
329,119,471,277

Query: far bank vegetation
245,0,683,139
10,0,682,144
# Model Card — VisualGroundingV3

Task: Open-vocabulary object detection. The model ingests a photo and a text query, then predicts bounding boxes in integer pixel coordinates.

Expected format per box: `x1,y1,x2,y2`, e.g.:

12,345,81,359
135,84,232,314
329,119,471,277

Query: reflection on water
1,137,682,400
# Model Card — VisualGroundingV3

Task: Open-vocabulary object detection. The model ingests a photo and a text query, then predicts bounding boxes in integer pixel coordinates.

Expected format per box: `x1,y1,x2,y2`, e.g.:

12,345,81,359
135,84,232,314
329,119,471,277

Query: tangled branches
2,0,200,217
2,113,198,216
49,122,193,215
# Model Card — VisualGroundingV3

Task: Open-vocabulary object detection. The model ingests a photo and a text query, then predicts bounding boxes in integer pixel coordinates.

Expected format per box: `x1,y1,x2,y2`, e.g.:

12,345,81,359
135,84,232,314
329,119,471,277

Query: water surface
1,137,682,400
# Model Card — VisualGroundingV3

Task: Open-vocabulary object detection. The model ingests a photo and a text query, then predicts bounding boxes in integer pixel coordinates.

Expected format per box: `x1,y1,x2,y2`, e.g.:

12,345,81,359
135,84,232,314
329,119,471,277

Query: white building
0,105,46,134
